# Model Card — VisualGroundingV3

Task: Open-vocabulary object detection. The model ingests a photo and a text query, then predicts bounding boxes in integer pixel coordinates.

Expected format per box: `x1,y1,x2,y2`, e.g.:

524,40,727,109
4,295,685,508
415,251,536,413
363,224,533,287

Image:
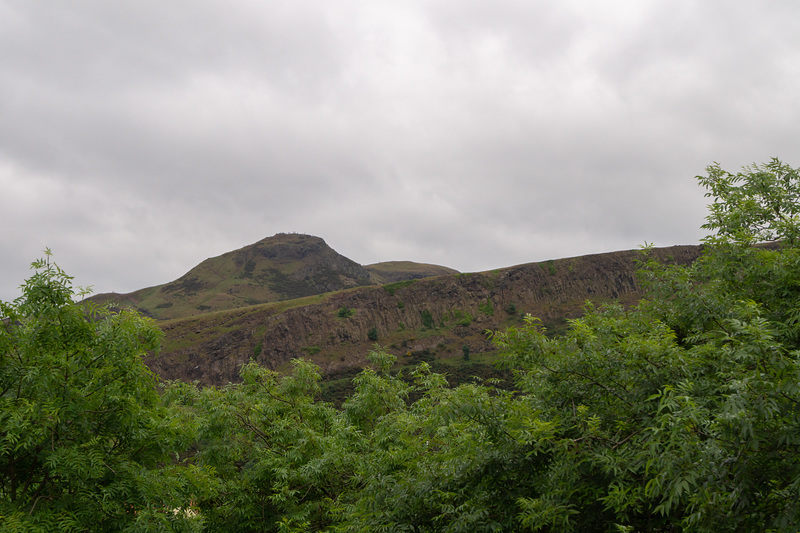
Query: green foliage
492,159,800,531
383,279,416,296
462,344,470,361
342,370,533,531
505,302,517,315
478,298,495,316
445,308,473,327
458,311,474,326
303,345,321,355
699,158,800,246
541,260,557,275
168,359,356,532
367,327,378,341
337,306,354,319
0,253,210,531
420,309,435,329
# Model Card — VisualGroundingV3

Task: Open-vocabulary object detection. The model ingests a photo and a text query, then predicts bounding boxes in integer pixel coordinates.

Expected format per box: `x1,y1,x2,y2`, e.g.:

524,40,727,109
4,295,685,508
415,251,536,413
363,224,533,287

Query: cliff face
147,245,703,386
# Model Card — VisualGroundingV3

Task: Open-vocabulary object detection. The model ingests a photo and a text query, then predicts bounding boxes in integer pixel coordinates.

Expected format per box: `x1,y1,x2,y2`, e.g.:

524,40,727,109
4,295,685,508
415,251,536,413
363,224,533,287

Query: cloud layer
2,1,799,300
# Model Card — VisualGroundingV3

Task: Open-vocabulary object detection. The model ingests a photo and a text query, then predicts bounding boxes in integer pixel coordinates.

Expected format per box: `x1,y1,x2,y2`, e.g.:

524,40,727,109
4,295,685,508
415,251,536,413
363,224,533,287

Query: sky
2,0,800,302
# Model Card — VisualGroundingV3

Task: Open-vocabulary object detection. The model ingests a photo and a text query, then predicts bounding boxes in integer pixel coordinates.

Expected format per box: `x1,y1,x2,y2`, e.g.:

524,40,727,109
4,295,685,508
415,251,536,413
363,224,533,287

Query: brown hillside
146,245,703,386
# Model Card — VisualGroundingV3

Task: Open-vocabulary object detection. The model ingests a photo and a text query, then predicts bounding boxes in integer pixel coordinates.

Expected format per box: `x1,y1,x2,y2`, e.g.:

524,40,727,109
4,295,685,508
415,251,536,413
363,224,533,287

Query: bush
420,309,435,329
446,309,473,327
478,298,494,316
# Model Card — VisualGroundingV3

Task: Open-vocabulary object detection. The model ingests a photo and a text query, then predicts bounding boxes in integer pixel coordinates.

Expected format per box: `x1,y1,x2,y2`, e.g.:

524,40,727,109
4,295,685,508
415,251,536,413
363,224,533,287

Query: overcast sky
2,0,799,301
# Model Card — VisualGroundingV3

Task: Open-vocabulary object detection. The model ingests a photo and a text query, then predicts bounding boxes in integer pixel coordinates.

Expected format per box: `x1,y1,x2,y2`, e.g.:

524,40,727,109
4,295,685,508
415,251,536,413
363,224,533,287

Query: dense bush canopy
3,159,800,531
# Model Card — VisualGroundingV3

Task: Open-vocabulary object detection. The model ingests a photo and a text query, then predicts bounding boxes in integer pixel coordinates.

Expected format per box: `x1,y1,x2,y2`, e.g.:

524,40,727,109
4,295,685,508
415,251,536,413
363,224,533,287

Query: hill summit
90,233,457,320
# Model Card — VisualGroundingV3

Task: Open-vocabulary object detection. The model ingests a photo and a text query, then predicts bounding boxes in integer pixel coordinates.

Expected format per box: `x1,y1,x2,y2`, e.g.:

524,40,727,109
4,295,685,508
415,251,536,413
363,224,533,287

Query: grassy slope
90,234,457,320
365,261,459,283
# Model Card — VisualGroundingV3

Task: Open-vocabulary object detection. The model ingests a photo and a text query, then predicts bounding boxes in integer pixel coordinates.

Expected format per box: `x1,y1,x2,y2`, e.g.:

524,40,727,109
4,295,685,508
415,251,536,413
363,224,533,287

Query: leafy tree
699,158,800,246
176,358,365,532
0,253,211,531
341,364,538,532
493,159,800,531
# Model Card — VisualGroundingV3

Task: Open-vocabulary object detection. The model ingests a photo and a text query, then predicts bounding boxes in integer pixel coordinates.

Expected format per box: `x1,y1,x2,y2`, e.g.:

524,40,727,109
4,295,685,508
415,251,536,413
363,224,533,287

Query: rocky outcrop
146,245,703,386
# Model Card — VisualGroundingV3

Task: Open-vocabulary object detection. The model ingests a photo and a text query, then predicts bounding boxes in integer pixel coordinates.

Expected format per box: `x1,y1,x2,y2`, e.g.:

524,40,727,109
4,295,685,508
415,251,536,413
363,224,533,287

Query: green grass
383,279,417,296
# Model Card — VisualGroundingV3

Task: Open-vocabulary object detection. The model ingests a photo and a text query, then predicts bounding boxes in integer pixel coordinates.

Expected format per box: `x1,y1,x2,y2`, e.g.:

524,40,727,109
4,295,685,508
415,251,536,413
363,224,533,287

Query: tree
341,361,536,532
699,158,800,246
493,159,800,531
174,358,364,532
0,253,210,531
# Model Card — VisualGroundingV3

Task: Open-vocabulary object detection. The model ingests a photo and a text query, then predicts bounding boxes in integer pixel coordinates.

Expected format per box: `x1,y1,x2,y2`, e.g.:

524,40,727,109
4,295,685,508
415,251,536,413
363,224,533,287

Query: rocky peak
88,233,452,320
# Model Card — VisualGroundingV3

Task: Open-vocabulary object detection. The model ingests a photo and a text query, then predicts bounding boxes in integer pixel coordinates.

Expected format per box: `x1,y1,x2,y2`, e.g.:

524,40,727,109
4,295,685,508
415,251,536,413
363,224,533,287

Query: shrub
447,309,473,327
303,345,321,355
420,309,435,329
478,299,494,316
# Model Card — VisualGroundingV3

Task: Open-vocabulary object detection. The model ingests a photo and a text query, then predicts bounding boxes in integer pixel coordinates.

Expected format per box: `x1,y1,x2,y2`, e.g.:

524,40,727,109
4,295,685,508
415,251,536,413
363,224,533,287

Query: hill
144,244,703,386
89,233,457,320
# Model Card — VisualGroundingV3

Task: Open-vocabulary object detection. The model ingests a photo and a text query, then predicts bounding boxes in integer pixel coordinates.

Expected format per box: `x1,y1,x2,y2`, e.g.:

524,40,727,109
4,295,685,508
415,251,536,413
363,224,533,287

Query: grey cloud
2,0,800,301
